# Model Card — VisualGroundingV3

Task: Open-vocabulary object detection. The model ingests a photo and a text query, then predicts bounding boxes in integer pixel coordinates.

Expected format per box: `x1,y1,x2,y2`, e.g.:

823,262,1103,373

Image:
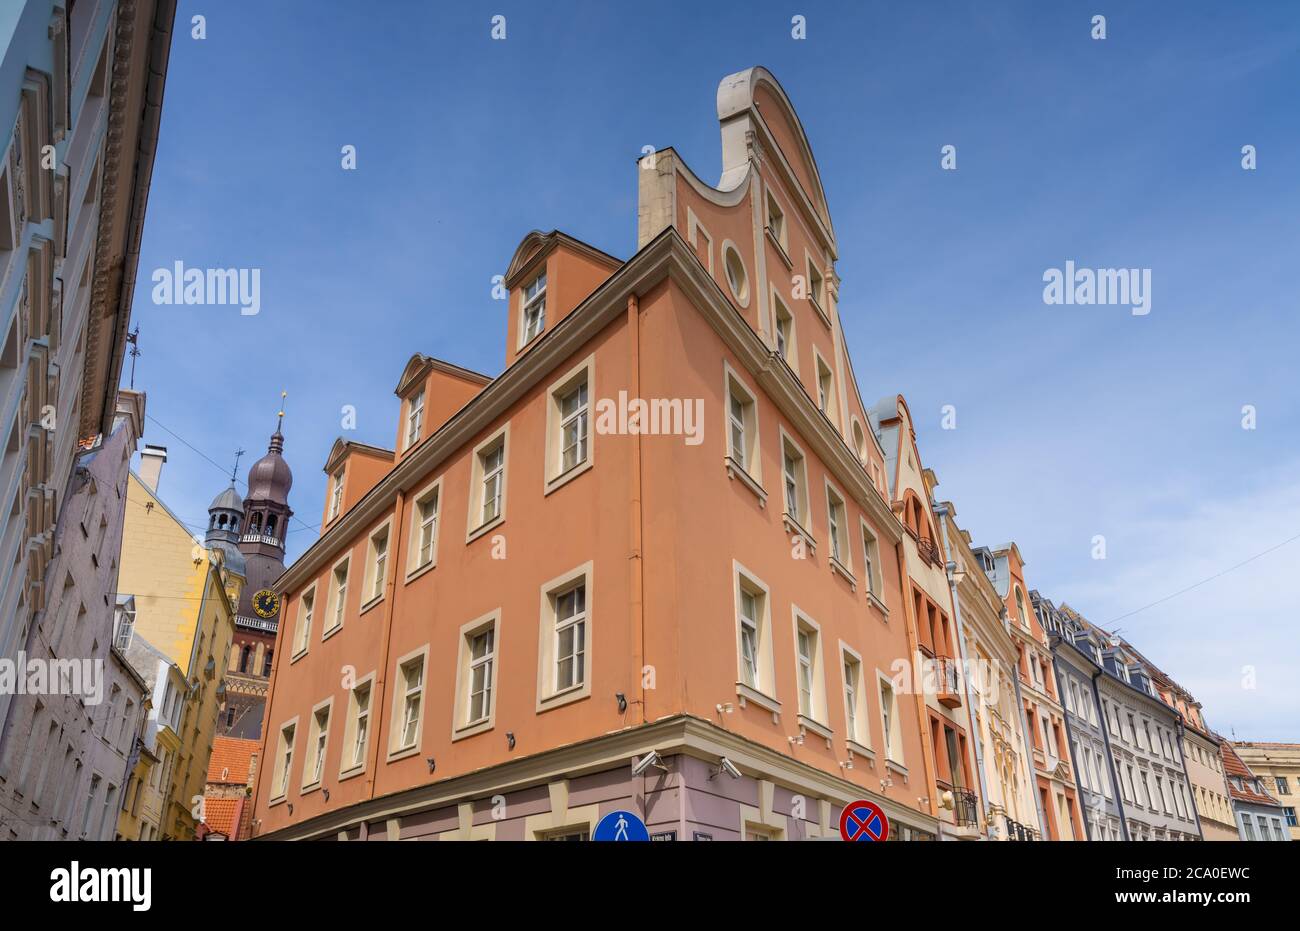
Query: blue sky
129,1,1300,739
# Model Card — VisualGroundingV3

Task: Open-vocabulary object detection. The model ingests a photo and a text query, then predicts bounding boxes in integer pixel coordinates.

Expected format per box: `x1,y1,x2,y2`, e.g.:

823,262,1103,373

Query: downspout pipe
1049,637,1093,840
932,501,992,839
1090,664,1131,840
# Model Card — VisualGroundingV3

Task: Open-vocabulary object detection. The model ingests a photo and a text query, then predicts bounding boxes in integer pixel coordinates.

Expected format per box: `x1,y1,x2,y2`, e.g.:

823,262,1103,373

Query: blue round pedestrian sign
593,809,650,842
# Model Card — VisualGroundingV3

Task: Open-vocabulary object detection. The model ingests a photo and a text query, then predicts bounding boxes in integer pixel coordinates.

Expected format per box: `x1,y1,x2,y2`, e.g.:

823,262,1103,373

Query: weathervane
230,448,245,484
125,325,141,388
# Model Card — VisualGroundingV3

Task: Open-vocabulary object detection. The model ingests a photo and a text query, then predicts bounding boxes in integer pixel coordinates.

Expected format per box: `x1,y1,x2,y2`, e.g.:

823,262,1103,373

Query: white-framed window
537,563,593,709
302,699,331,791
113,607,134,652
521,271,547,344
271,719,297,802
813,349,838,425
363,521,390,607
328,468,344,521
878,673,903,763
806,254,826,315
545,356,595,491
404,387,425,450
724,363,760,480
841,646,870,750
454,610,499,738
324,557,349,638
852,419,868,464
291,587,315,658
825,481,850,572
467,425,509,540
407,479,441,576
780,429,810,528
771,290,796,370
389,648,427,757
766,191,787,251
340,674,373,777
792,609,826,725
686,207,714,274
734,562,776,706
861,519,884,600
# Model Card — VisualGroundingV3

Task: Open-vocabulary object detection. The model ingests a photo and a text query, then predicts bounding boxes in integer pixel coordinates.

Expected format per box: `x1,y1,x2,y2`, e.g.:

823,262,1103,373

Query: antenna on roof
230,448,245,484
125,324,142,388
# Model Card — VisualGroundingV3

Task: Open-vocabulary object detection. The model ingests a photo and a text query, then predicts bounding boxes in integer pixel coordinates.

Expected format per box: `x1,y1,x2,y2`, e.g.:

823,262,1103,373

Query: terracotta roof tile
207,736,259,785
1221,742,1283,807
202,797,242,838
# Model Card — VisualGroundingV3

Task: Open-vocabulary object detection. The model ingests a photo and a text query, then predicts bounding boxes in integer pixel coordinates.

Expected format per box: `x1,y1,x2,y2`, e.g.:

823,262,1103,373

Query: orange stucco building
250,67,977,841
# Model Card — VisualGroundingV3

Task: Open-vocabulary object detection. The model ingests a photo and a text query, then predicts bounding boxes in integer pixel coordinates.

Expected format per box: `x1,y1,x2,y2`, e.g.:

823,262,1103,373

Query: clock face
253,589,281,619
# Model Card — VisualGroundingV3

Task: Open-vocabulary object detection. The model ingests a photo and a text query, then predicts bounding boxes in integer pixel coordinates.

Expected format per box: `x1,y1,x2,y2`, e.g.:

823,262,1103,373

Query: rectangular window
861,522,883,598
766,192,786,249
404,388,425,450
409,483,440,573
559,381,589,474
797,628,814,717
739,588,760,689
879,677,901,763
343,681,371,773
1277,777,1290,795
303,702,330,789
272,722,296,801
328,469,344,520
325,558,349,636
724,366,760,480
521,272,546,343
773,294,794,365
807,258,825,312
816,356,833,415
554,583,587,693
781,434,809,526
826,484,849,570
468,427,510,538
293,590,314,656
395,655,425,752
365,524,389,605
843,654,866,746
465,624,496,726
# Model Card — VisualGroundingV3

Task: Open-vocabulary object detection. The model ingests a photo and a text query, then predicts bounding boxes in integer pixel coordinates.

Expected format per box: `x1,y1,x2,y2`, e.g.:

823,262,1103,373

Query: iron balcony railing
951,787,979,828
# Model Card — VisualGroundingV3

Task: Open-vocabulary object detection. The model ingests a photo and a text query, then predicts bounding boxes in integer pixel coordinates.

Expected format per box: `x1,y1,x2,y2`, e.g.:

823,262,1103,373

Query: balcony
951,788,979,828
235,613,277,633
935,655,963,709
240,532,282,548
916,536,943,568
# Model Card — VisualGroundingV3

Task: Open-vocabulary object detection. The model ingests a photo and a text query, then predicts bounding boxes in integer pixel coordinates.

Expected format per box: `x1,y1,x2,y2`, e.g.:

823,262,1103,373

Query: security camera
632,750,664,776
719,757,742,780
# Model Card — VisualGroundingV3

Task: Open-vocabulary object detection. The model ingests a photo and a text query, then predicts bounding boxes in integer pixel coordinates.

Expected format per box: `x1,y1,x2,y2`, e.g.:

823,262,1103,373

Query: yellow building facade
118,469,240,839
1234,743,1300,841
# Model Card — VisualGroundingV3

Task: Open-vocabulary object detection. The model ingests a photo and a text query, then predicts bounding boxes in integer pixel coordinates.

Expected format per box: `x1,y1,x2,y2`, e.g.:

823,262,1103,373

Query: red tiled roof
202,797,243,838
1222,742,1282,807
207,736,259,785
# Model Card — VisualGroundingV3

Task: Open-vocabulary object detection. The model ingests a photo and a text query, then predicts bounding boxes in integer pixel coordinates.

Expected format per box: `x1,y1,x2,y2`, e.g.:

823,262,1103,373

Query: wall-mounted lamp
507,732,516,750
287,803,293,816
715,702,733,714
322,788,330,802
615,692,627,714
426,757,436,774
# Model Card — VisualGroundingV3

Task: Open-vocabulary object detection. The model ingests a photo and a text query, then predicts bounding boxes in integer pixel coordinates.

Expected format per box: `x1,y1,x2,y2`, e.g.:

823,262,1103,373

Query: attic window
521,272,547,344
723,243,749,306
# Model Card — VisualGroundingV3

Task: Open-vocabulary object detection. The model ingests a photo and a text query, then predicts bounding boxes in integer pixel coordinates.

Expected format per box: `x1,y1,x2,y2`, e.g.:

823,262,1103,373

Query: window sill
867,591,889,617
809,296,831,329
300,781,322,797
452,718,494,742
321,624,343,643
766,227,792,269
404,559,436,585
847,739,875,762
386,744,421,764
724,457,766,507
337,764,366,783
359,595,384,617
267,794,287,808
885,758,909,780
829,555,856,590
782,512,817,555
537,682,590,713
737,682,781,720
797,713,833,743
544,458,593,497
289,648,308,665
466,513,505,545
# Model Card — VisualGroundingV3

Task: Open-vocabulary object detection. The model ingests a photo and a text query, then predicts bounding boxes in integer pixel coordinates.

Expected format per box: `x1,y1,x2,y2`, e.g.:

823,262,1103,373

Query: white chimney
139,444,167,492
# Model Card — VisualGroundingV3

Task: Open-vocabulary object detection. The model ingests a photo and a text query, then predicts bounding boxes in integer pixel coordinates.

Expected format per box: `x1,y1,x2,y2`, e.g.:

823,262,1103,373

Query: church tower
220,406,294,739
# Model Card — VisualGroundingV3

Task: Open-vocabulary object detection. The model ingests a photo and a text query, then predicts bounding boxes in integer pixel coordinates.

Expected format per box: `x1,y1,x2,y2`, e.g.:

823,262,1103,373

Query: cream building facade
1234,742,1300,841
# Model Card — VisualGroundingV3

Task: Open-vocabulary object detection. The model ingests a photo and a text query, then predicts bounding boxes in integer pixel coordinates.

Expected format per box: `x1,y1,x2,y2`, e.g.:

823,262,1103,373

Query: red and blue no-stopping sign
839,799,889,842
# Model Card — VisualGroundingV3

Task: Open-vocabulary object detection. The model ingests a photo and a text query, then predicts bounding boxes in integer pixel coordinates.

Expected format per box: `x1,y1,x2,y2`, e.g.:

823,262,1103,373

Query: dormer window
522,272,547,344
404,388,425,450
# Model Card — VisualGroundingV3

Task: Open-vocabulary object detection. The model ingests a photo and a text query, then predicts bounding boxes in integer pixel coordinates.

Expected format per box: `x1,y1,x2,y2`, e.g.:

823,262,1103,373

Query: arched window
218,514,227,529
250,513,262,533
1015,587,1030,629
239,645,252,673
266,515,277,536
262,649,274,677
